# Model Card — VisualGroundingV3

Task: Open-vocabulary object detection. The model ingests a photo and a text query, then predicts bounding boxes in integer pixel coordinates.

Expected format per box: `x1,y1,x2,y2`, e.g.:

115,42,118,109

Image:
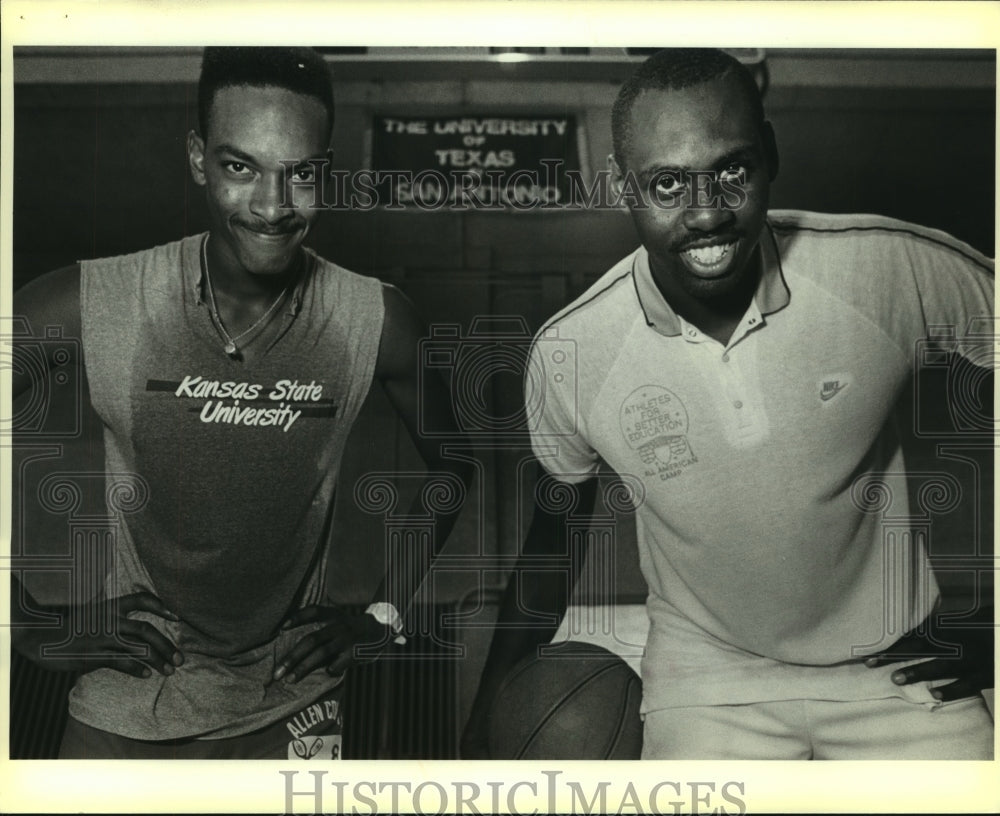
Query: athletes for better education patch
619,386,697,481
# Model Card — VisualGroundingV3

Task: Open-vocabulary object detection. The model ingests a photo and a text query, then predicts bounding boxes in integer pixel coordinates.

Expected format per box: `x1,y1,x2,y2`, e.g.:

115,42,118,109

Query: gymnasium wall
8,46,996,758
10,47,995,650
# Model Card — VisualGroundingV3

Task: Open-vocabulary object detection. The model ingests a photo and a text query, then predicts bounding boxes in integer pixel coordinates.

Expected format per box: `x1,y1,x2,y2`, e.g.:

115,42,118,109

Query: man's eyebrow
713,145,757,168
294,153,333,166
636,144,759,181
213,144,328,166
213,144,258,165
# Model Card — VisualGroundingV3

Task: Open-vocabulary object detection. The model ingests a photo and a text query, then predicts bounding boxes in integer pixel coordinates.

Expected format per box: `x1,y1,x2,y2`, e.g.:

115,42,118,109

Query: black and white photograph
1,1,997,813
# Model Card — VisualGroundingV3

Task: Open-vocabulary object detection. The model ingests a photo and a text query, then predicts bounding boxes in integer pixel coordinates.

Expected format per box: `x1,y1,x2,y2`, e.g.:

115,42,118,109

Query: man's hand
865,605,994,702
274,605,393,684
12,590,184,678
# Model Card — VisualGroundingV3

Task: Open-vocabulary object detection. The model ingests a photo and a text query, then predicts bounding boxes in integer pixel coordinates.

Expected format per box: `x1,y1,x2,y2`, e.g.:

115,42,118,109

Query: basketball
487,641,643,759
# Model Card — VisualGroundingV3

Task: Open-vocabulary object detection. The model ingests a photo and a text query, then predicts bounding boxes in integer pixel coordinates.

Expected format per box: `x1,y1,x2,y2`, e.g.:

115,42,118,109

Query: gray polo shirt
529,210,994,712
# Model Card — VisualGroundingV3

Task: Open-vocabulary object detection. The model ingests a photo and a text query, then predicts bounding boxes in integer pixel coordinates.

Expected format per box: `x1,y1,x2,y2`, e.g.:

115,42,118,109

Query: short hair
197,46,335,139
611,48,764,169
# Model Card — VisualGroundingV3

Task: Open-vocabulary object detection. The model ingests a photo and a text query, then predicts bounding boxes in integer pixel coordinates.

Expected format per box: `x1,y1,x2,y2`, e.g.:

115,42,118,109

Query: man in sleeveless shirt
11,47,472,759
464,48,994,760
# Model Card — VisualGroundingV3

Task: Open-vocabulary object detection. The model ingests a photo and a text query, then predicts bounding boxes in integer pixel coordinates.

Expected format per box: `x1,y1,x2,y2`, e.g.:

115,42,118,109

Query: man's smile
235,220,302,245
679,238,741,278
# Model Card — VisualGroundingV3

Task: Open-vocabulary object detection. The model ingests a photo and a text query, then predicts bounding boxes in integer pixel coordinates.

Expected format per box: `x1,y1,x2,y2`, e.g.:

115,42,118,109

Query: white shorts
641,695,994,760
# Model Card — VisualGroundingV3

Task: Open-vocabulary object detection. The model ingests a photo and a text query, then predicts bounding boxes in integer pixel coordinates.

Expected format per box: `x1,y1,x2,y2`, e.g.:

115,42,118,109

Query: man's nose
683,176,735,232
249,171,291,224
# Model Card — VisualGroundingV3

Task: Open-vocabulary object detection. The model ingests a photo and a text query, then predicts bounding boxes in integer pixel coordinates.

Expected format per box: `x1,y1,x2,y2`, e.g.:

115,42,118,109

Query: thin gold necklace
202,237,288,360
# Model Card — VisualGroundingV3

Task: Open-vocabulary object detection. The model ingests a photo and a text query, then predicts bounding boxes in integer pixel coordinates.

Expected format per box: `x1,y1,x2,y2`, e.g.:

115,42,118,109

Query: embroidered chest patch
619,385,697,481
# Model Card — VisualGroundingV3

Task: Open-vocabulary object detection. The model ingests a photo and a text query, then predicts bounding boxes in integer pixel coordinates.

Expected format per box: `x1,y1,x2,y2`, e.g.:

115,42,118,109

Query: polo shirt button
722,354,730,363
733,400,743,409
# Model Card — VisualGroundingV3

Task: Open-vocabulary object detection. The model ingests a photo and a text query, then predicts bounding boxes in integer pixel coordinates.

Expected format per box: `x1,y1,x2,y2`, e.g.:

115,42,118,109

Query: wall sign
370,114,583,210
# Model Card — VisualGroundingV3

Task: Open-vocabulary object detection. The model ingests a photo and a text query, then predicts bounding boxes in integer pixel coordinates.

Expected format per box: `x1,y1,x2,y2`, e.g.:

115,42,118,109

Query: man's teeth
684,242,733,265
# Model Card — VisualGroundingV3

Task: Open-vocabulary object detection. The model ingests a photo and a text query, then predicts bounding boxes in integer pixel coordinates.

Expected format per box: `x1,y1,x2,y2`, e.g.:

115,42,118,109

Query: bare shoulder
11,264,82,400
375,283,425,381
13,264,82,339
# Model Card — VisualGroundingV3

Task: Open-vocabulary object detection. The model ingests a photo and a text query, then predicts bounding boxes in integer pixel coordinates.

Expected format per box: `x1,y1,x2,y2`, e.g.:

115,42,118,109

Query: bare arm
274,284,474,682
461,466,598,758
10,264,82,402
866,352,994,700
9,265,84,654
9,264,183,676
366,283,476,624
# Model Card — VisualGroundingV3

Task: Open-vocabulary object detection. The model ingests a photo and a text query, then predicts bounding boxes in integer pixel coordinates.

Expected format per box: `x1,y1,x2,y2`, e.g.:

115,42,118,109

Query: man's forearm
464,555,575,735
462,471,597,753
366,458,476,638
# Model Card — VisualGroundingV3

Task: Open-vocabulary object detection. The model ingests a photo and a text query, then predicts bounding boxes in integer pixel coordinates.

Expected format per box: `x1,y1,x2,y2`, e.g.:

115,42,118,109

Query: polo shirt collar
631,221,789,338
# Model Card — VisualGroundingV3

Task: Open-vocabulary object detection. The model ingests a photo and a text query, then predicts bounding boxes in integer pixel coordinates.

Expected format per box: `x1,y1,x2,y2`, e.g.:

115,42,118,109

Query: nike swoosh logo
820,384,846,401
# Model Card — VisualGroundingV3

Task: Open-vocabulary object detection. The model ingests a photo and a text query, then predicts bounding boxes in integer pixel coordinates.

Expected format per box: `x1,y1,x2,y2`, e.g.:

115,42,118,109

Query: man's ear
607,153,626,206
187,130,207,187
761,120,779,182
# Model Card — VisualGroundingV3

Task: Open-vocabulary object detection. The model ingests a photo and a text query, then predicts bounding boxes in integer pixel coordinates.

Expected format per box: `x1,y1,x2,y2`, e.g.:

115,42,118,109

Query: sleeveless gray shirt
71,234,384,739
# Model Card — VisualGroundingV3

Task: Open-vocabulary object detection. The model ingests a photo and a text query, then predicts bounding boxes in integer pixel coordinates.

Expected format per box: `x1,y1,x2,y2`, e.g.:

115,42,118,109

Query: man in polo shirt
464,48,994,759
